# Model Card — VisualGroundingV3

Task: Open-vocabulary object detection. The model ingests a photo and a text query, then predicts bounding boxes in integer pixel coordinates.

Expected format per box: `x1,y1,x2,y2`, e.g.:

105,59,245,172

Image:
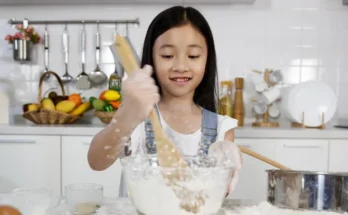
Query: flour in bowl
228,201,347,215
126,170,229,215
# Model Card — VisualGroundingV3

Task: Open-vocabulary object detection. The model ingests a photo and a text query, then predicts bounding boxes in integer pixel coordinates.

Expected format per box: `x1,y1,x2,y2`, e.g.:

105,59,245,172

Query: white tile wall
0,0,347,120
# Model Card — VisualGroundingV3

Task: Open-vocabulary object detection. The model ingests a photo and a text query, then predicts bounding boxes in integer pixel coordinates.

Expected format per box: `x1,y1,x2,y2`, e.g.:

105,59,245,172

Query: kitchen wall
0,0,347,122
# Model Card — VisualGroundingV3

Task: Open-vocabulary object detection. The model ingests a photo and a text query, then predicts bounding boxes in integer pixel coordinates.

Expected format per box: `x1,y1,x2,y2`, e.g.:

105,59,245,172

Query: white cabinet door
229,139,276,201
329,140,348,172
0,135,60,194
61,136,122,198
274,139,329,172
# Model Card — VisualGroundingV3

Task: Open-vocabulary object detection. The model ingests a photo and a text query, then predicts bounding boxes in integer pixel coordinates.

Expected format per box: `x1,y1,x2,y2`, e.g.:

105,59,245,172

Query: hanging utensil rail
8,18,140,26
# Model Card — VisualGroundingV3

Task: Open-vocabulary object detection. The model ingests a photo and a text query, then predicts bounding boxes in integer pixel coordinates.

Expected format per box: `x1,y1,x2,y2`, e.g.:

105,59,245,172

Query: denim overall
118,106,218,197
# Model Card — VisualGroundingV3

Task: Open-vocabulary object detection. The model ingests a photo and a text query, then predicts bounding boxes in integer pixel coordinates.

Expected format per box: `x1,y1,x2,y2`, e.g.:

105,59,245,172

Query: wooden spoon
239,146,291,170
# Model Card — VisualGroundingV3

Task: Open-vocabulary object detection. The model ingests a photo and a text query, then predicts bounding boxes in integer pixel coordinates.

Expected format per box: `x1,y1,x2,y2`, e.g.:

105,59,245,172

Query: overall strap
144,106,160,154
144,106,218,155
198,108,218,156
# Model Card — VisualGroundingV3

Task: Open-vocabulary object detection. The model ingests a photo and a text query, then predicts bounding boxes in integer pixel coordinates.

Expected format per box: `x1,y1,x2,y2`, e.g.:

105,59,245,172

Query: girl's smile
169,76,192,85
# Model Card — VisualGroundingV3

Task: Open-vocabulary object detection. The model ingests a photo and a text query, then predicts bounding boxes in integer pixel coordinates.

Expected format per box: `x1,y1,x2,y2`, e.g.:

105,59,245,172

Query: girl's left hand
225,143,242,194
208,141,242,196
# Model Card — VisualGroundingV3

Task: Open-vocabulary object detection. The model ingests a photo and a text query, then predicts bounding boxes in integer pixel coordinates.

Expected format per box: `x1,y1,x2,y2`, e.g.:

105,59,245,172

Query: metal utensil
267,170,348,213
60,24,73,84
75,23,91,90
40,24,50,81
89,22,107,87
112,22,125,79
124,23,140,65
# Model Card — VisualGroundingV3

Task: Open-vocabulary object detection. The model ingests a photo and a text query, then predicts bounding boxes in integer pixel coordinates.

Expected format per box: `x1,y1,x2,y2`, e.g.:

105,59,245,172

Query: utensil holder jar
13,39,32,62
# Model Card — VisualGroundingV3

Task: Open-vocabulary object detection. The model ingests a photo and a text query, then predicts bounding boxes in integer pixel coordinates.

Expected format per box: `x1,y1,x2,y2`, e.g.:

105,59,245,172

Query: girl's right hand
120,65,160,124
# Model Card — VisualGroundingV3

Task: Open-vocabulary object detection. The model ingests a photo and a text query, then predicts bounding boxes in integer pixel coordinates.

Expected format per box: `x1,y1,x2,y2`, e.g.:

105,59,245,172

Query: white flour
228,201,347,215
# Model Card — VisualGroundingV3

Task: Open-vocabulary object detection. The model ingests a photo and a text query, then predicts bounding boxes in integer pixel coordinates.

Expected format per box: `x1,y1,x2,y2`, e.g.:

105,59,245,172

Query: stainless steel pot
267,169,348,213
13,39,32,62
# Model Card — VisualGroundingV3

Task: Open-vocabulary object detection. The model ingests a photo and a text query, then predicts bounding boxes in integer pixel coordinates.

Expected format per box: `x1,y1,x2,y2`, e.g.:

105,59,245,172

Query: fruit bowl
23,71,91,124
121,154,235,215
91,90,121,124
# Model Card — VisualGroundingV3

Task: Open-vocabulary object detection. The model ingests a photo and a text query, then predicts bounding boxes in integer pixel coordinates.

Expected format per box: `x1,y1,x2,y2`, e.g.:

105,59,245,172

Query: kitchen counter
51,198,346,215
49,198,261,215
0,116,347,139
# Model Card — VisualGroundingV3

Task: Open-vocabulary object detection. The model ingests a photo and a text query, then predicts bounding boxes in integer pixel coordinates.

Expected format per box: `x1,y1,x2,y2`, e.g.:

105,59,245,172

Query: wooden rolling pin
239,146,291,170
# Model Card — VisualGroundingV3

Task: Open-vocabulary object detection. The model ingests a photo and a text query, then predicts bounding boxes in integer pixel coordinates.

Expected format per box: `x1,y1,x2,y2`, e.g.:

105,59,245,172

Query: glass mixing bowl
121,154,235,215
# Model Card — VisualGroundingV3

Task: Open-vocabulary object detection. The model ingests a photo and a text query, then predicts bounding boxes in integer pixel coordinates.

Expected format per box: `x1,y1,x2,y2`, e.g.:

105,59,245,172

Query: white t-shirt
130,109,238,156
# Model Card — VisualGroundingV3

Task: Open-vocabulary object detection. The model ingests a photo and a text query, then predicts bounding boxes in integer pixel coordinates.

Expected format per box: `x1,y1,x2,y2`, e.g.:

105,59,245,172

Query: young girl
88,5,242,198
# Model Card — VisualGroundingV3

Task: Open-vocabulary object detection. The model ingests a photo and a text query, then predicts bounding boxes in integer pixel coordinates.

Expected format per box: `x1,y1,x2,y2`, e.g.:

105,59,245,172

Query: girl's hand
225,143,242,195
209,141,242,196
120,65,160,124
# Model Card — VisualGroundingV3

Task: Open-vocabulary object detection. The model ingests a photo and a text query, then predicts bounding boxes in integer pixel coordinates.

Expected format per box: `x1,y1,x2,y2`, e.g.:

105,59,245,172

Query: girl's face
152,23,208,98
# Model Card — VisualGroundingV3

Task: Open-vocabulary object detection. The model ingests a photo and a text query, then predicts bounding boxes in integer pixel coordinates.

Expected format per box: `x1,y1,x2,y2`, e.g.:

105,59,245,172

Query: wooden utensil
239,146,291,170
114,34,210,213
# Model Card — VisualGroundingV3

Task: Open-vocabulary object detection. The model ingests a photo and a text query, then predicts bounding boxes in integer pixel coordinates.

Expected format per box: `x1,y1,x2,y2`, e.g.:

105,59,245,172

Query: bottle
218,81,233,117
108,68,123,92
232,78,245,126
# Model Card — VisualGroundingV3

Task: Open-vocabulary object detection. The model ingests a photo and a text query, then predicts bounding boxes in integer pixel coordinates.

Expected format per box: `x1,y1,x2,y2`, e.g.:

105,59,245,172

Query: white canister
0,79,14,125
0,90,10,124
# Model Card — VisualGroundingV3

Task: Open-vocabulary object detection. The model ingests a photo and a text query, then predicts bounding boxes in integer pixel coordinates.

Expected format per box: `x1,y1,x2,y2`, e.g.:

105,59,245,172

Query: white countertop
50,198,260,215
0,116,347,139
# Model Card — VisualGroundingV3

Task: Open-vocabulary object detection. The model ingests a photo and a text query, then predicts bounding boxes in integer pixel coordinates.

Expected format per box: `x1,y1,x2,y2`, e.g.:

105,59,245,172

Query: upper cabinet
0,0,255,5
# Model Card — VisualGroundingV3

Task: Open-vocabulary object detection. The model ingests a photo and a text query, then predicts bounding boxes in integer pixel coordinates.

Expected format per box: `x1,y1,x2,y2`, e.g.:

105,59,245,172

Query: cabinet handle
239,145,251,148
283,144,320,149
0,139,36,144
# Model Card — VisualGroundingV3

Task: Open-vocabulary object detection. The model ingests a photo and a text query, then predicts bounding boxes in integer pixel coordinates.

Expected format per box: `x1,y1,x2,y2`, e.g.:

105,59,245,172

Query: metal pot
267,169,348,213
13,39,32,62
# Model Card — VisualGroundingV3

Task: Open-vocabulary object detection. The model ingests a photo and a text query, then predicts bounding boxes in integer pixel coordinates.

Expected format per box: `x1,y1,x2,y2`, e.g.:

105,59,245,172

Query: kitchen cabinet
229,139,276,201
274,139,329,171
61,136,122,198
328,140,348,172
0,135,60,194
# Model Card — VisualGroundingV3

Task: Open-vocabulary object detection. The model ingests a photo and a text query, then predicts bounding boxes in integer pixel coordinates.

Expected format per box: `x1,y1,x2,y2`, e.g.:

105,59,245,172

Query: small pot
267,169,348,213
13,39,32,62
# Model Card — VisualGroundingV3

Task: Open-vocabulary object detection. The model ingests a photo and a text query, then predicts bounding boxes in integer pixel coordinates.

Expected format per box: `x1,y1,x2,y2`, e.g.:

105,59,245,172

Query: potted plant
4,24,41,62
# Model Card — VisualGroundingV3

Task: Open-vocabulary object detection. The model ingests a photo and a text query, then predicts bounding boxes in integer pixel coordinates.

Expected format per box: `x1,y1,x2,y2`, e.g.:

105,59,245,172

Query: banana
70,102,91,116
41,98,55,110
56,100,76,113
28,103,39,112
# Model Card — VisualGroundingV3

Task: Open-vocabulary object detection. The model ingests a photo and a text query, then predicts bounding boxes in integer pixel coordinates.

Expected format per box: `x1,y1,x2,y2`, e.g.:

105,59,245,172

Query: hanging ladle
40,23,50,81
89,21,107,87
60,23,74,84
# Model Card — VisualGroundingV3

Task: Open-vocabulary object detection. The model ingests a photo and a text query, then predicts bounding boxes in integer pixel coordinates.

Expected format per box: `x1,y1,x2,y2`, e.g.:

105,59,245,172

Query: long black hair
140,6,219,113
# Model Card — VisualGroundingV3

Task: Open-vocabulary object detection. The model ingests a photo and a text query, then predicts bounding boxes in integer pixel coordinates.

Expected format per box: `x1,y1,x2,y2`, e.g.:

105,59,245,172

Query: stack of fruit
23,91,91,124
91,89,122,124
